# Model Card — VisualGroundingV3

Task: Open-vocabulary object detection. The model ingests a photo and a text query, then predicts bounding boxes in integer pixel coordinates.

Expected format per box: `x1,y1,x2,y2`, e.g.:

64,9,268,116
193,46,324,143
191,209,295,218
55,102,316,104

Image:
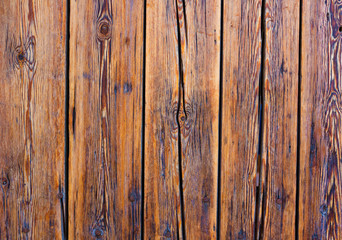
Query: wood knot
1,177,9,187
202,196,210,203
128,191,137,202
238,230,246,239
312,234,319,240
276,197,282,205
17,52,25,62
320,204,327,216
57,192,64,199
163,229,171,238
97,21,111,40
93,227,104,238
22,226,30,233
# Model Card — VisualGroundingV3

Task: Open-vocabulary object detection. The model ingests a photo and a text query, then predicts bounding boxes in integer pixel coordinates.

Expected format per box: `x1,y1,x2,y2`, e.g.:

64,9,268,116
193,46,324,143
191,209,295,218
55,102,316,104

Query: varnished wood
145,0,221,239
259,0,300,238
220,0,262,239
0,0,66,239
69,0,144,239
299,0,342,239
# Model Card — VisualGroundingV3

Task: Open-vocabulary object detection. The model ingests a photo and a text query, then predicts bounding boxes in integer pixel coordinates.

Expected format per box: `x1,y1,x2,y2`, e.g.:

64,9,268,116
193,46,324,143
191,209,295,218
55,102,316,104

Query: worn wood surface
219,0,262,239
69,0,144,239
0,0,66,239
145,0,220,239
299,0,342,239
144,0,181,238
259,0,300,238
1,0,342,239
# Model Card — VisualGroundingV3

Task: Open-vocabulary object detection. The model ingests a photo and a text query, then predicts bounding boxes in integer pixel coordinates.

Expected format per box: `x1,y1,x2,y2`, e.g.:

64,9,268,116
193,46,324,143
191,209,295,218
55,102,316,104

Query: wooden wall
0,0,341,239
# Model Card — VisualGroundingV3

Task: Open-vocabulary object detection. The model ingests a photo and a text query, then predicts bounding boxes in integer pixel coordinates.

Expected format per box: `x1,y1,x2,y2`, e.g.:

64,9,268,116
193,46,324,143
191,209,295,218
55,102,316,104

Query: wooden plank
299,1,342,239
259,0,300,238
69,0,144,239
144,0,182,238
219,0,262,238
145,0,220,238
0,0,66,239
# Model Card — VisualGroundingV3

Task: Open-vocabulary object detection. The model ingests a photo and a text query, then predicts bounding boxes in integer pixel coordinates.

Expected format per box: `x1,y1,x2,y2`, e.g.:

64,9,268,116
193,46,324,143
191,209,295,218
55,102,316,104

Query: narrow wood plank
69,0,144,239
145,0,220,239
0,0,66,239
259,0,300,238
179,1,221,238
144,0,182,238
220,0,262,238
299,1,342,239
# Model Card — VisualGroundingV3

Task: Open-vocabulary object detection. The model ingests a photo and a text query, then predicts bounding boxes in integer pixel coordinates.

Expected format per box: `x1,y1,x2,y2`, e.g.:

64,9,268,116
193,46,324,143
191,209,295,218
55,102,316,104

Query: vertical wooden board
144,0,182,238
145,0,220,238
0,0,66,239
179,0,221,239
69,0,144,239
220,0,262,239
260,0,299,239
299,1,342,239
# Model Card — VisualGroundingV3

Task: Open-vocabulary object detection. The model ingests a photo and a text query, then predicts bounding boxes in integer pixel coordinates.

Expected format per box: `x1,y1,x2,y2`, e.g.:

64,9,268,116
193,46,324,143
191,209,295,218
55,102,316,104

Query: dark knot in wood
93,227,104,238
1,177,9,186
97,21,111,40
163,229,171,238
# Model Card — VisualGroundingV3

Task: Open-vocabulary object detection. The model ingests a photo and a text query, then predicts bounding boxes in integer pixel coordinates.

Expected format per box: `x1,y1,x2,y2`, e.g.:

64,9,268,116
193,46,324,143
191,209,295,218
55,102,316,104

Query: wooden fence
0,0,340,239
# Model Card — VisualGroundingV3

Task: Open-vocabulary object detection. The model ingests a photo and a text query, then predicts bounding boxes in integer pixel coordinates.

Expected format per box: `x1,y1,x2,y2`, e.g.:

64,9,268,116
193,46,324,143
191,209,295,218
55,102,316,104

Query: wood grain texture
299,0,342,239
179,0,220,238
0,0,66,239
145,0,220,239
219,0,262,239
144,0,182,238
69,0,144,239
259,0,300,238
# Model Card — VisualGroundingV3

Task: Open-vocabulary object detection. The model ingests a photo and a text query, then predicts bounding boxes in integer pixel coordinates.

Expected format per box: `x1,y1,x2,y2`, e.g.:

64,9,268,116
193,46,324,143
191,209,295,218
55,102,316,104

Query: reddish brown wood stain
0,0,341,239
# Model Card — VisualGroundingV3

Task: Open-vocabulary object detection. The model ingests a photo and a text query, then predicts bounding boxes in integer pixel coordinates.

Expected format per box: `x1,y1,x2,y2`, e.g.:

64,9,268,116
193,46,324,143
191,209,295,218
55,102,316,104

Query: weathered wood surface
145,0,220,239
259,0,300,238
219,0,262,239
0,0,66,239
299,0,342,239
1,0,342,239
69,0,144,239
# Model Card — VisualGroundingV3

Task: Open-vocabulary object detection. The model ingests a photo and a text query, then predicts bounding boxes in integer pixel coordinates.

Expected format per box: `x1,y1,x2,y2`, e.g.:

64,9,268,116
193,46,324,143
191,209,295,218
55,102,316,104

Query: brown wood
259,0,300,238
144,0,221,239
0,0,66,239
1,0,342,238
219,0,262,239
299,0,342,239
69,0,144,239
144,0,181,238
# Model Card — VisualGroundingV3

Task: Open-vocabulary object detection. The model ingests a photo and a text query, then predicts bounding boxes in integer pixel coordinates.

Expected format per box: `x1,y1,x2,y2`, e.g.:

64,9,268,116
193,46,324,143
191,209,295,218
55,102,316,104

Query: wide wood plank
145,0,220,239
299,0,342,239
220,0,262,239
0,0,66,239
259,0,300,238
69,0,144,239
